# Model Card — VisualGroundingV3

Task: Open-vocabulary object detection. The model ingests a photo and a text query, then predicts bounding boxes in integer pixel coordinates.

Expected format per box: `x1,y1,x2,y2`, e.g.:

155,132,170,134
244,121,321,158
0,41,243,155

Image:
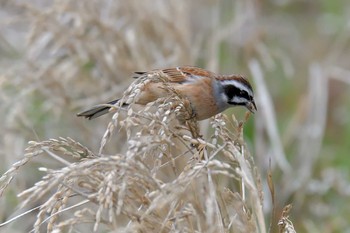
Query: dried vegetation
1,0,350,232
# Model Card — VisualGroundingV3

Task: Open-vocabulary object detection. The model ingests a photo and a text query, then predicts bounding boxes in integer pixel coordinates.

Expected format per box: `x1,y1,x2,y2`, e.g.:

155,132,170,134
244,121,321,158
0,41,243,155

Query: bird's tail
77,99,126,120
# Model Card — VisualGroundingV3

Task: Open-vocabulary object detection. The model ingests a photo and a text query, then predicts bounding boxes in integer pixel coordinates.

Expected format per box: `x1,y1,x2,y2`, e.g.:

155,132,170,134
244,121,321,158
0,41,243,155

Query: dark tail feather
77,99,124,120
132,71,146,79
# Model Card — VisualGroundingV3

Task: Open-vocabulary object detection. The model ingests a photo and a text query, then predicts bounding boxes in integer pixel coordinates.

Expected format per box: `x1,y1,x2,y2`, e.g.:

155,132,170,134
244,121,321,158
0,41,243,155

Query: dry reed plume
1,72,274,232
3,0,350,232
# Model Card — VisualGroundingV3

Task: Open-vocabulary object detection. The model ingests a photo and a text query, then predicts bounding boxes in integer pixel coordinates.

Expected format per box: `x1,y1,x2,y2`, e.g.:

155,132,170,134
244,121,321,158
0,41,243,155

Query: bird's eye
239,90,248,99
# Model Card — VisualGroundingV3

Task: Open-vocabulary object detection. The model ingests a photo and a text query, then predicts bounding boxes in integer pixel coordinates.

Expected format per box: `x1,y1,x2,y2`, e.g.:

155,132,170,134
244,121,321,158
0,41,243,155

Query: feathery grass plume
3,0,350,232
0,75,266,232
278,204,296,233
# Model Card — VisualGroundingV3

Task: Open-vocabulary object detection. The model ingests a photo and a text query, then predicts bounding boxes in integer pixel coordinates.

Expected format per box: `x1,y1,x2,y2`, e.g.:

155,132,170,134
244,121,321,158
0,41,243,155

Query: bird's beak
246,100,257,113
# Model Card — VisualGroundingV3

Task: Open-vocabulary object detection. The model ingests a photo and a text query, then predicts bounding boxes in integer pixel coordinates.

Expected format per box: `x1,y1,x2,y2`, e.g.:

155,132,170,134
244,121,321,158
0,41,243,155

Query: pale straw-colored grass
1,75,267,232
3,0,350,232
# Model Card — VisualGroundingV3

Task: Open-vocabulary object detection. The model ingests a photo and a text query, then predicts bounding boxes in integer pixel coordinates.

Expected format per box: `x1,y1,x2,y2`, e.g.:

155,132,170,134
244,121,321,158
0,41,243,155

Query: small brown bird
77,66,257,121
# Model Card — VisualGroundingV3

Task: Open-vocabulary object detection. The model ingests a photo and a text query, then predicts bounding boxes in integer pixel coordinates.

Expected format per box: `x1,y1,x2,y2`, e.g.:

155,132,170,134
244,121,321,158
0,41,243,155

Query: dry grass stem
278,204,296,233
4,0,350,232
1,83,265,232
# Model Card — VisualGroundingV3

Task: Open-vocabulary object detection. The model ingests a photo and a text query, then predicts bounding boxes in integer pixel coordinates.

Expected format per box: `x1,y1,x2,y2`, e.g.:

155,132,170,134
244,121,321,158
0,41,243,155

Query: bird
77,66,257,121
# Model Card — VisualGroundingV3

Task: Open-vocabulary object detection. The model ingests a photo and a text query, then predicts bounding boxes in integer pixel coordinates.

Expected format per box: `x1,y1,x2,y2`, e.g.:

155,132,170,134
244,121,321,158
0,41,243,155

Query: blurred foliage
0,0,350,232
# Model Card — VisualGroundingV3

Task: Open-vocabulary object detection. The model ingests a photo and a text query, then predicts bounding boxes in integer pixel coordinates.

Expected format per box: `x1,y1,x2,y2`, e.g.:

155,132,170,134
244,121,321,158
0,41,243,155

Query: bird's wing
134,66,217,84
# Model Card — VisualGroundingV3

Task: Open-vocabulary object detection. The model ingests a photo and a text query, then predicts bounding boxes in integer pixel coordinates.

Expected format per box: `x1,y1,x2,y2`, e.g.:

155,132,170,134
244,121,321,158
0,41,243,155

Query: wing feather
160,66,217,84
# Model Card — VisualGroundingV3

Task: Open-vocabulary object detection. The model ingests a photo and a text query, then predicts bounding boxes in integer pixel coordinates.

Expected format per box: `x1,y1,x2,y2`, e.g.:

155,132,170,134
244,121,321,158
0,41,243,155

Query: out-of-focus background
0,0,350,232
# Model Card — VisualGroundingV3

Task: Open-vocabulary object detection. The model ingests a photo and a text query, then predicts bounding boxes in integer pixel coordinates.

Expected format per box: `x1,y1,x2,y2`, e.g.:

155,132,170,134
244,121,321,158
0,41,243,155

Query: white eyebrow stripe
221,80,253,96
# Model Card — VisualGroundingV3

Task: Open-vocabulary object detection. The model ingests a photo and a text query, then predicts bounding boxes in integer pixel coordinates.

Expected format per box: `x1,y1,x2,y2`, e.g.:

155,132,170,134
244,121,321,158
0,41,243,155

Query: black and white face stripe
222,82,254,106
221,80,253,98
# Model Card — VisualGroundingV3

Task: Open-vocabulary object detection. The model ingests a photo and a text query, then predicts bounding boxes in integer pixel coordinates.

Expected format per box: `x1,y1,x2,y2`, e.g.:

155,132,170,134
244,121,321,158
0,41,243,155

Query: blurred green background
1,0,350,232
